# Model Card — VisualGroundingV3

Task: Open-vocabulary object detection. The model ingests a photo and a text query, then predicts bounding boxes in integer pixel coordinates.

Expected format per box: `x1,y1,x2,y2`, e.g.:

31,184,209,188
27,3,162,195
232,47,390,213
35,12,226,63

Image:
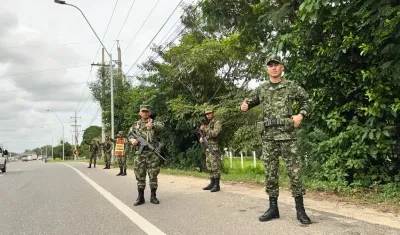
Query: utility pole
91,48,106,143
70,111,81,161
117,40,122,80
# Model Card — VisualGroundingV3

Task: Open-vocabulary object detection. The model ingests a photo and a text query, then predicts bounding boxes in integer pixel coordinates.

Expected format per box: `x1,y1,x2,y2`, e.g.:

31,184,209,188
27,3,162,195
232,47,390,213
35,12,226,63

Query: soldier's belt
264,118,285,127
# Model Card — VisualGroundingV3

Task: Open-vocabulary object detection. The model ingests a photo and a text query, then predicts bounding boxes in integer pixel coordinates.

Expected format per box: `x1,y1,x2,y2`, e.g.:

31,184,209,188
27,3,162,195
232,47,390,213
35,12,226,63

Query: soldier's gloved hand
200,124,206,131
199,137,204,143
130,138,139,146
240,98,249,111
291,114,303,128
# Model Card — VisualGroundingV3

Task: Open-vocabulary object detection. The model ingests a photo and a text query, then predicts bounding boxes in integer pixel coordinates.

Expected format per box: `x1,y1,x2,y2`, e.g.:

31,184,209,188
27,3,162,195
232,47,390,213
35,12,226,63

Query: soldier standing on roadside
129,105,164,206
85,138,99,168
240,57,312,224
115,131,128,176
102,136,113,169
199,108,222,192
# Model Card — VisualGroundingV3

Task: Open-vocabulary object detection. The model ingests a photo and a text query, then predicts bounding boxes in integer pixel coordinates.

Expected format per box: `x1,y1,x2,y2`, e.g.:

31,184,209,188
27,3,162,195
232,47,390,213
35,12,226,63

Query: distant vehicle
0,147,8,172
22,157,28,162
32,155,38,161
27,156,32,161
38,156,43,161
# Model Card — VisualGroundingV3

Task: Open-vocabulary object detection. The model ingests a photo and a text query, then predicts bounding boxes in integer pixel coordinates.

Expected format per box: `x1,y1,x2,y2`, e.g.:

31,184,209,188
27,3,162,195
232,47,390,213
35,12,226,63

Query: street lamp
54,0,115,141
46,110,65,161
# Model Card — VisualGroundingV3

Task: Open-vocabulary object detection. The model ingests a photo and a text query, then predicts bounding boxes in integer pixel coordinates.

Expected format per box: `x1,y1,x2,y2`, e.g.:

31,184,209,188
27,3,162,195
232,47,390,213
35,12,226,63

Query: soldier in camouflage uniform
240,57,312,224
115,131,129,176
85,138,100,168
102,136,113,170
200,108,222,192
129,105,164,206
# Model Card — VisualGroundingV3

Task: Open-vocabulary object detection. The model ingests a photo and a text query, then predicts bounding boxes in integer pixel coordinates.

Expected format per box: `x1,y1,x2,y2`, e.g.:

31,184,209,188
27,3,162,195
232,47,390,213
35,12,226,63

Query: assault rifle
128,132,166,161
196,128,221,158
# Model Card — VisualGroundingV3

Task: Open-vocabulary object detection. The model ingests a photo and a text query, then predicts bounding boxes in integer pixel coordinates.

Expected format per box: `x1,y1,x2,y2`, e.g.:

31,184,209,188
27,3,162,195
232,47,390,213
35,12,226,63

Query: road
0,161,399,235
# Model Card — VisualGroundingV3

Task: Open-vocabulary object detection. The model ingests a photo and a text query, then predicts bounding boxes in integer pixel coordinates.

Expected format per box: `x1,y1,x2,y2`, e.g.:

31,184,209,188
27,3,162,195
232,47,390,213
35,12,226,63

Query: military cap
140,105,150,112
204,108,214,114
118,131,124,135
266,56,283,65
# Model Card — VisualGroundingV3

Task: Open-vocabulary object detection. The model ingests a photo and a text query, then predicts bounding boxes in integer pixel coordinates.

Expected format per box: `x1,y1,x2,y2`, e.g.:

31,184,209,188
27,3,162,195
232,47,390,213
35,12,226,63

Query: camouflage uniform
243,57,312,224
201,108,222,192
129,105,164,206
85,139,100,168
115,131,129,176
102,136,113,169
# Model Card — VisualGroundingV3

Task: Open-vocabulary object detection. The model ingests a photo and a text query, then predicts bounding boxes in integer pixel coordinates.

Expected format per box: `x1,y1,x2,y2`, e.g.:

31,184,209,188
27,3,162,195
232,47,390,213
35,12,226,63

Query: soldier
129,105,164,206
200,108,222,192
103,136,113,169
115,131,128,176
85,138,100,168
240,57,312,224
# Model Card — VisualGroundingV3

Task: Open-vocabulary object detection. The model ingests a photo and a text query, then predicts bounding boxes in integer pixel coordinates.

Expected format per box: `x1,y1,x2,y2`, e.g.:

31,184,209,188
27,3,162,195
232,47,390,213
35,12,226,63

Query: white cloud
0,0,189,153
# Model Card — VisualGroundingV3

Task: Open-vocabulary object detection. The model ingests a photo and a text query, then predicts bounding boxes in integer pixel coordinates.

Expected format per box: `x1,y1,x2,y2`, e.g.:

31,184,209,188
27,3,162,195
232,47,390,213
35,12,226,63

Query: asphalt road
1,161,399,235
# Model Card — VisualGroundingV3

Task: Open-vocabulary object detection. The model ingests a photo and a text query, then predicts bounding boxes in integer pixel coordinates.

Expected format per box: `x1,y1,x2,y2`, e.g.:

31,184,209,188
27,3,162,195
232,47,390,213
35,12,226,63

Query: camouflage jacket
204,119,221,146
85,140,99,154
103,140,113,154
129,119,164,151
247,79,310,140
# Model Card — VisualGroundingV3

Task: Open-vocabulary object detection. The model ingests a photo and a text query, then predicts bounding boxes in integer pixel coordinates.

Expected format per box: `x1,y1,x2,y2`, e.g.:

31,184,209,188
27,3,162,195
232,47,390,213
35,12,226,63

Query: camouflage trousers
134,151,160,190
89,153,97,165
104,153,111,165
262,140,305,197
117,156,127,169
206,145,221,178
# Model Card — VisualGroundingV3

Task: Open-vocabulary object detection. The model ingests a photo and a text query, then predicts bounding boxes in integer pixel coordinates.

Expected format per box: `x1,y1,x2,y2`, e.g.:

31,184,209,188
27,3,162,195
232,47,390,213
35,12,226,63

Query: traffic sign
73,150,78,155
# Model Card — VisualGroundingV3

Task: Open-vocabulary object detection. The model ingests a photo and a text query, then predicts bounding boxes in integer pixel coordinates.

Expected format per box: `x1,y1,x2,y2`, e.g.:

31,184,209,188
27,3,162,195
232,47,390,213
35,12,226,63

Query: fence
223,150,262,169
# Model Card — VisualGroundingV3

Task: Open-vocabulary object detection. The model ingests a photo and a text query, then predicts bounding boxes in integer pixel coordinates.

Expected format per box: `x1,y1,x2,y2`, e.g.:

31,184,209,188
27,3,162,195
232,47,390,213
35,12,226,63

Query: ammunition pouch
262,118,295,132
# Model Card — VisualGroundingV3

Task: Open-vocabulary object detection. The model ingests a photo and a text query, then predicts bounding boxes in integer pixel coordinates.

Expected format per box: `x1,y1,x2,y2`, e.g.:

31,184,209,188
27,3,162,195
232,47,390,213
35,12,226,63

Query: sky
0,0,193,153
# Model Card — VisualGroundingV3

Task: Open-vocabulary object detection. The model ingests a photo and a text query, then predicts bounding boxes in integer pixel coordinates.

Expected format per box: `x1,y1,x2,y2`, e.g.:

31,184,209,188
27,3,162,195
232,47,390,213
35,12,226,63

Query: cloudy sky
1,0,191,153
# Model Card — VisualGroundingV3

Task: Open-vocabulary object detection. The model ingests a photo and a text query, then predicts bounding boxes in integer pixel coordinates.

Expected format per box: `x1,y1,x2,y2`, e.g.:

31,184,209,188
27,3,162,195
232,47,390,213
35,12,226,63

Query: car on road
22,157,28,162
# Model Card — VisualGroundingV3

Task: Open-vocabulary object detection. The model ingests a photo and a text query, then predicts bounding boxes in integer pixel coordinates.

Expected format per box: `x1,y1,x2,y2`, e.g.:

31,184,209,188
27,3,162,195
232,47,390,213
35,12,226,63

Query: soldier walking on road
103,136,113,169
85,138,100,168
129,105,164,206
240,57,312,224
200,108,222,192
115,131,128,176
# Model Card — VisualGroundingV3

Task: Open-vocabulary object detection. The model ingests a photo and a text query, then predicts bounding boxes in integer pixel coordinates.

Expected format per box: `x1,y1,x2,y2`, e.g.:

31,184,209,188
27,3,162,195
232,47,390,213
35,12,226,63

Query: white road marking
63,164,166,235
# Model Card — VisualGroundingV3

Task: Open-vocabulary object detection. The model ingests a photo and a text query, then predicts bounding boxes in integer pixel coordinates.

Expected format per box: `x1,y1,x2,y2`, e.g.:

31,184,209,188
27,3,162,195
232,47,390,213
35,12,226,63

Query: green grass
48,156,400,208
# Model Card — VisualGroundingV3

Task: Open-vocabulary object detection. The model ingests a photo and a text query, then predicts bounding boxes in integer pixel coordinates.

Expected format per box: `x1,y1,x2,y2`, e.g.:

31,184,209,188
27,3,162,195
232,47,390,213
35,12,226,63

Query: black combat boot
203,178,215,190
93,163,96,168
103,164,107,169
134,189,145,206
107,163,111,169
259,197,280,222
87,164,91,168
122,168,127,176
210,178,220,192
116,168,123,176
150,188,160,204
295,196,312,224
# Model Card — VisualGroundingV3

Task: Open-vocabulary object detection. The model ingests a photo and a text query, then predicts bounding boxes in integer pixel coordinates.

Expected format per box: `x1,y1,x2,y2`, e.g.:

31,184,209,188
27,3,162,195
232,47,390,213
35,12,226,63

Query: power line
110,0,137,51
0,41,114,49
121,0,161,55
125,0,184,75
2,81,88,93
74,0,119,114
0,65,90,79
87,106,101,127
